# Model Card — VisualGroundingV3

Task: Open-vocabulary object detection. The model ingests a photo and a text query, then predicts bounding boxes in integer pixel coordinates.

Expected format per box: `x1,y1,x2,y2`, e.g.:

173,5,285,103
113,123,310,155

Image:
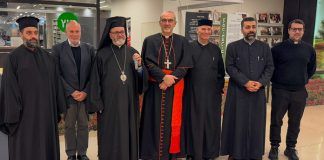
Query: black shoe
67,155,77,160
77,155,90,160
284,147,299,160
268,146,279,160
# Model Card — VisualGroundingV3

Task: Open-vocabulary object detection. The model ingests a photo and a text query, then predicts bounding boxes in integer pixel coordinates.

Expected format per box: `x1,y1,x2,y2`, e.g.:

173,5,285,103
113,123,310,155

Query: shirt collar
68,39,80,47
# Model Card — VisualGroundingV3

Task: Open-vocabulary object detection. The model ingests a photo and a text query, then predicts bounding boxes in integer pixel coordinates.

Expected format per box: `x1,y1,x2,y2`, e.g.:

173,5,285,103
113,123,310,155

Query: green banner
220,13,227,59
57,12,78,32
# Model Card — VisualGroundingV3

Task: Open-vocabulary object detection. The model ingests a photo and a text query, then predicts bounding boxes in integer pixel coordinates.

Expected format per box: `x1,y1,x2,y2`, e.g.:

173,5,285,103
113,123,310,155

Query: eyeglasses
110,31,125,35
289,28,304,32
160,19,175,23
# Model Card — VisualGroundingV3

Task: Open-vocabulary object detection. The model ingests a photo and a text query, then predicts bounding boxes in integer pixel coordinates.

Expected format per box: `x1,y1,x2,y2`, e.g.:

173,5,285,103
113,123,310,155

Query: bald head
66,20,81,31
65,20,81,46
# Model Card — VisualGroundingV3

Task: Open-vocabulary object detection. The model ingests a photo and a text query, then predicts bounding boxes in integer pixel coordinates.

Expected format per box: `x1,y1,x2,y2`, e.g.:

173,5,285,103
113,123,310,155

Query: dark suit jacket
52,40,95,107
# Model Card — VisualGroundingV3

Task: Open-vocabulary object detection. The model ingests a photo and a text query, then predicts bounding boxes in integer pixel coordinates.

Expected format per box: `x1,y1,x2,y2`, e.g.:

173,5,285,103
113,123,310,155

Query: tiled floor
60,105,324,160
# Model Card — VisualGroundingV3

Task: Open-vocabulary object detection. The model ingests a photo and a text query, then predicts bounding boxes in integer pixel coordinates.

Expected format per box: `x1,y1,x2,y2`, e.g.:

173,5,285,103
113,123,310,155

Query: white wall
110,0,284,51
111,0,163,51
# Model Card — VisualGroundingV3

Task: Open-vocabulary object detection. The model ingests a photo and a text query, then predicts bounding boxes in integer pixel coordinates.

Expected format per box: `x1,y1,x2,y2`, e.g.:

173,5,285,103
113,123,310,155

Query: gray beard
245,34,256,42
24,40,38,49
112,38,126,47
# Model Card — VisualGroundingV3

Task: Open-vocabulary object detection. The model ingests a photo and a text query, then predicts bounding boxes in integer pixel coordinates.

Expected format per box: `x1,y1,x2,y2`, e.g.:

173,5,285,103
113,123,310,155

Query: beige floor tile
60,105,324,160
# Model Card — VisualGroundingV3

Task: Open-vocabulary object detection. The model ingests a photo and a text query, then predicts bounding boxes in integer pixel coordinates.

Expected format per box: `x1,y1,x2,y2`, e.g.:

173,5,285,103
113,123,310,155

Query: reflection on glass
0,2,97,49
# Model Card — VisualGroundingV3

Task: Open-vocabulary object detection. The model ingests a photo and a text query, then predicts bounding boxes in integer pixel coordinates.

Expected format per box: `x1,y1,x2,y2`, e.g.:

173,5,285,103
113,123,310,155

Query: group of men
0,10,316,160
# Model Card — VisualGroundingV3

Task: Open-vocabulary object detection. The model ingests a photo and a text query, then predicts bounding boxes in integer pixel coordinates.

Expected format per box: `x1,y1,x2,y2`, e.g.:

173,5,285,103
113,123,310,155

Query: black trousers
270,87,308,148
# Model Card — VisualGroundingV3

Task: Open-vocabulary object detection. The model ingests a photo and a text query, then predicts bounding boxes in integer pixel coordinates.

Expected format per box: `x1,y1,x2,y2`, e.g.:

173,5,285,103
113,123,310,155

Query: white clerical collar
198,39,209,46
288,39,301,44
161,33,173,39
68,39,80,47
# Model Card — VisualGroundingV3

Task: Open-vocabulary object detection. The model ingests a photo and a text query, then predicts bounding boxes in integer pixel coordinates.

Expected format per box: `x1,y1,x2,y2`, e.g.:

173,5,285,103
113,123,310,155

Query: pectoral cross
164,59,172,69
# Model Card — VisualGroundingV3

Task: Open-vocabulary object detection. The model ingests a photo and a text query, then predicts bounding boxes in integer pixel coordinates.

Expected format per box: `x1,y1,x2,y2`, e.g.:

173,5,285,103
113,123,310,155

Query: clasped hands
71,90,87,102
244,80,262,92
159,75,178,91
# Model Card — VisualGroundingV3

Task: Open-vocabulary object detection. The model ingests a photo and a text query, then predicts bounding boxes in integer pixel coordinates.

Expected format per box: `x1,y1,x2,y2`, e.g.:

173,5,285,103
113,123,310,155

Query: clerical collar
288,39,301,44
161,33,173,39
68,39,80,47
243,38,255,45
198,39,209,46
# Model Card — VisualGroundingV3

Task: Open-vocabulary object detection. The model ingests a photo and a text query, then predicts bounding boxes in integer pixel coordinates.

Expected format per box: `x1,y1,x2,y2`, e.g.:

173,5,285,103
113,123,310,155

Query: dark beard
24,40,38,48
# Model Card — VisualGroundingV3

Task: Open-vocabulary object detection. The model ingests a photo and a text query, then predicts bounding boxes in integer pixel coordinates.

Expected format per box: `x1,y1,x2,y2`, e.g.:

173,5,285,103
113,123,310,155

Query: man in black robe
0,16,66,160
88,16,148,160
185,19,225,160
139,11,192,160
268,19,316,160
220,17,274,160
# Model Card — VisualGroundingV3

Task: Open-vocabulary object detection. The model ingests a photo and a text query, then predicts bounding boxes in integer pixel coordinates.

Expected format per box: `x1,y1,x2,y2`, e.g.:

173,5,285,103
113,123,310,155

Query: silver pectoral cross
164,59,172,69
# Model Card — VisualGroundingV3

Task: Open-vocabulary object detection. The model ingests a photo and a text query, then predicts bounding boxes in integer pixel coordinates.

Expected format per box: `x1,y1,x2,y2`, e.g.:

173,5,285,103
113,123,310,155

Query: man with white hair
52,20,94,160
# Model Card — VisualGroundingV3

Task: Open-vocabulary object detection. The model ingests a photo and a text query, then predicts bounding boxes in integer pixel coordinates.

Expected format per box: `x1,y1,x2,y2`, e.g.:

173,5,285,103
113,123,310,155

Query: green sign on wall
57,12,78,32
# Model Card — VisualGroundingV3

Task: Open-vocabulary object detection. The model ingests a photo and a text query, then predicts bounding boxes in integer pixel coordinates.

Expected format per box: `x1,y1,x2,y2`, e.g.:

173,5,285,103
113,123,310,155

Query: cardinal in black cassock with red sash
88,16,148,160
0,16,66,160
139,11,193,160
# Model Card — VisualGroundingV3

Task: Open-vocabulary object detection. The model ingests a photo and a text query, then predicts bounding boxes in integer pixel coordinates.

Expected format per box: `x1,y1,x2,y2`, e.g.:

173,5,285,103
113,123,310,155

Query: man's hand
252,81,262,90
71,90,81,99
71,90,87,102
244,81,262,92
163,75,178,87
159,82,168,91
74,91,87,102
132,53,142,67
244,81,259,92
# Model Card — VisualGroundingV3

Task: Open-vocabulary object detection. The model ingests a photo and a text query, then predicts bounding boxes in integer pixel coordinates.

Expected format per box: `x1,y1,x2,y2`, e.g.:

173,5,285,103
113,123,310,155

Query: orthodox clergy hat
198,19,212,27
16,16,39,31
98,16,127,50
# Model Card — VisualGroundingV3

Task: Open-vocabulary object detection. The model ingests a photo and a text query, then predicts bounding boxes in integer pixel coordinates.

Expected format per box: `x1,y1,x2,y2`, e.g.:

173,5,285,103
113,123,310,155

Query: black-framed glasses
110,31,125,35
290,28,304,32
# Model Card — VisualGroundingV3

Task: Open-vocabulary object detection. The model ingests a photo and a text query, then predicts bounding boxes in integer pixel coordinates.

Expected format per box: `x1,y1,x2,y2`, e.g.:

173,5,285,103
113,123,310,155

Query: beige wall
110,0,284,51
163,0,284,35
111,0,163,51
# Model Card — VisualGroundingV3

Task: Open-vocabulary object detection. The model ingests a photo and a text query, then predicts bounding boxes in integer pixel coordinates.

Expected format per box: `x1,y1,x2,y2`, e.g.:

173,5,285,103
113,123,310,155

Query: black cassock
184,41,225,160
139,33,192,159
0,45,66,160
89,44,148,160
220,39,274,159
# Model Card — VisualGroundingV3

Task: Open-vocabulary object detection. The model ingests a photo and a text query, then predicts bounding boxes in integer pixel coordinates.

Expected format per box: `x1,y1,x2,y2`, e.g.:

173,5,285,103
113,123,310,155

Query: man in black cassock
185,19,225,160
220,17,274,160
88,16,148,160
0,16,66,160
139,11,192,160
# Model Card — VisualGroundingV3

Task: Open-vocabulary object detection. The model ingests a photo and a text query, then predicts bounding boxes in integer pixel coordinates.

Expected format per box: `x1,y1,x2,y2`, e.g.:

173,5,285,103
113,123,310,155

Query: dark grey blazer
52,40,95,107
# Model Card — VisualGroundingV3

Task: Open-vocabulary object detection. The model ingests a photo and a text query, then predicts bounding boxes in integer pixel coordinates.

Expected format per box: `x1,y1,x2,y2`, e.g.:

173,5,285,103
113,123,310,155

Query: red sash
149,69,184,154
